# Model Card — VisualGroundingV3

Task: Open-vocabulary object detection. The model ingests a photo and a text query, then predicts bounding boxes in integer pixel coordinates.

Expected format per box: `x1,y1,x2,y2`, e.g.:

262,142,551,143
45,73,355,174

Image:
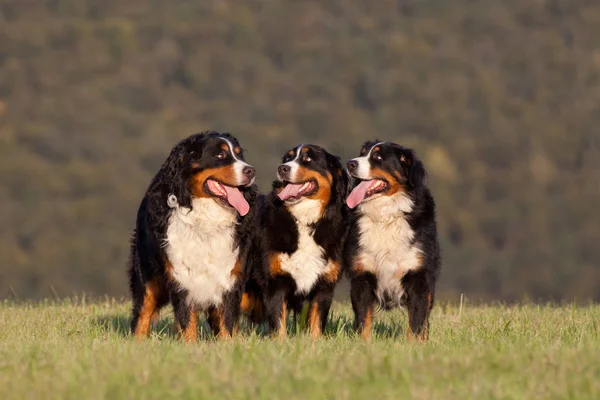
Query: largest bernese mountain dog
128,131,258,342
242,145,349,338
345,141,441,341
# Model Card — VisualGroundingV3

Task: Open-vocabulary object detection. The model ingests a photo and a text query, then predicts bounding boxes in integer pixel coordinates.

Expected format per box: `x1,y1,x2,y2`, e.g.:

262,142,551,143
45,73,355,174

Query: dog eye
216,151,227,160
373,153,382,161
302,155,312,163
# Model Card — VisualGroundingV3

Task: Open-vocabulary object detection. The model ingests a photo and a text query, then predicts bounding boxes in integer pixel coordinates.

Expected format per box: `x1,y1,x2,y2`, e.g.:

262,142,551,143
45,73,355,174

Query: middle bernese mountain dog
128,131,259,342
242,144,349,338
344,141,441,341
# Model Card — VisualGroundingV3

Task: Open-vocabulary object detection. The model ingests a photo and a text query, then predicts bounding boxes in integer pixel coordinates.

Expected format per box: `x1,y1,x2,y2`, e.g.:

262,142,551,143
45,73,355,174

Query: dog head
161,131,255,216
274,144,346,219
346,141,425,209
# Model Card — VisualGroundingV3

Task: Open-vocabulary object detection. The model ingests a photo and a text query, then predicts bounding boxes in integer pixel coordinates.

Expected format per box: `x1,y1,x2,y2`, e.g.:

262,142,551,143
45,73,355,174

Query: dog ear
162,143,193,209
400,149,426,190
324,152,349,207
360,140,379,156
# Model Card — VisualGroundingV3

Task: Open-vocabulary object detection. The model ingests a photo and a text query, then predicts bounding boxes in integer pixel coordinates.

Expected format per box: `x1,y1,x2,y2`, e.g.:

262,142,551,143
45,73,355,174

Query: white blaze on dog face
223,138,254,186
277,145,303,181
346,140,424,211
276,145,336,212
275,144,342,226
349,141,385,180
346,142,398,209
187,134,254,216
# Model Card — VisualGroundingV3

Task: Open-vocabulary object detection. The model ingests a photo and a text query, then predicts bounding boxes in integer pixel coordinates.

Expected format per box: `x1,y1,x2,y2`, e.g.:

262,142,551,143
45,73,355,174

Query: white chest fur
356,192,423,305
165,198,239,310
278,198,331,294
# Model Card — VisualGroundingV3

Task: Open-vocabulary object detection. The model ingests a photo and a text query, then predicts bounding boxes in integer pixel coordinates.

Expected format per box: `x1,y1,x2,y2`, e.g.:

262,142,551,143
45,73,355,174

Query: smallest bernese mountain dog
128,131,258,342
242,145,348,338
345,141,441,341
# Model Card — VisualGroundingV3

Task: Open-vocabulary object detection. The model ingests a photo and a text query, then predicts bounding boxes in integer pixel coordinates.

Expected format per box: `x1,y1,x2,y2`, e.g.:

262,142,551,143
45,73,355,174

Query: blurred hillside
0,0,599,301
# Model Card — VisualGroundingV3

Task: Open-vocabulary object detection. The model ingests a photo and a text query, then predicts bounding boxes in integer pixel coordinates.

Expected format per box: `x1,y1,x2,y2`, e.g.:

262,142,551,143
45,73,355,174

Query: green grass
0,299,598,400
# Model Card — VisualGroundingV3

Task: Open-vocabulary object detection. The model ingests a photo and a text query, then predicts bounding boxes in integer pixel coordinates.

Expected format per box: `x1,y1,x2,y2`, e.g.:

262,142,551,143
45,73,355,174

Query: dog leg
206,306,221,337
404,274,434,342
220,286,243,339
350,272,377,340
267,288,288,339
131,279,167,339
171,290,197,343
307,284,335,338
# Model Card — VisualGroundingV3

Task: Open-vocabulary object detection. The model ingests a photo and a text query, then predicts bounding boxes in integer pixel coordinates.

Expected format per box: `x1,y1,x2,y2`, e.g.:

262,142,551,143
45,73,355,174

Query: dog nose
347,160,358,172
243,166,256,179
278,165,290,176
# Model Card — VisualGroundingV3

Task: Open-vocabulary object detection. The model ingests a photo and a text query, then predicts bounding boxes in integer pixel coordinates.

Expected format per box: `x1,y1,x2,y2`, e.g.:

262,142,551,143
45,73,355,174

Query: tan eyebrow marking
234,146,241,155
302,147,310,153
288,149,295,156
220,143,228,151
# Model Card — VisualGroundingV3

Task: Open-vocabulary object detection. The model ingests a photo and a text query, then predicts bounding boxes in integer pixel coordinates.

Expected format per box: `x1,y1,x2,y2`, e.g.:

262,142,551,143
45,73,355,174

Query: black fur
345,141,441,340
128,131,259,340
243,145,349,336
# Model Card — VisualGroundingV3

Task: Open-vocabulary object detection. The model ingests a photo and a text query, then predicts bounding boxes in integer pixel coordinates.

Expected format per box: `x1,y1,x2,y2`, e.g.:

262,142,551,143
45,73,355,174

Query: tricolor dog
242,145,349,338
128,131,258,342
345,141,441,340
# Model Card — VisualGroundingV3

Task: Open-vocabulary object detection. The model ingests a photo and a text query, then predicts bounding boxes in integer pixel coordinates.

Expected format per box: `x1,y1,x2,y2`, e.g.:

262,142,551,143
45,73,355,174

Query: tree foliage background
0,0,598,301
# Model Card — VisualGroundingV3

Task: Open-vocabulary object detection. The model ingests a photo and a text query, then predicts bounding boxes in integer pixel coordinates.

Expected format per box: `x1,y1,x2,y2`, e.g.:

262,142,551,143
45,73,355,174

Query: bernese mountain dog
242,145,349,338
128,131,258,342
344,141,441,341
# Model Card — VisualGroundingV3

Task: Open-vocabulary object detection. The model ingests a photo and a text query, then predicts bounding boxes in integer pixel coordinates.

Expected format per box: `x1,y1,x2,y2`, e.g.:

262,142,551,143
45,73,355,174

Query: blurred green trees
0,0,598,301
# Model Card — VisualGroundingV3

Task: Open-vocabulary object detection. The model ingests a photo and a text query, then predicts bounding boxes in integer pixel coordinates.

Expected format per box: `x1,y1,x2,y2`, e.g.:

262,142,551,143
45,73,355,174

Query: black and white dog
128,131,258,342
345,141,441,340
242,145,349,338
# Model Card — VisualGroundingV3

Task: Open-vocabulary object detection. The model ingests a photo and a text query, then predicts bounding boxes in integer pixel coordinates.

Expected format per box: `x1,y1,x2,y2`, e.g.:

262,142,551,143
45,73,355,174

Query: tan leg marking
133,280,163,339
361,305,373,341
308,301,322,339
181,310,198,343
276,302,287,339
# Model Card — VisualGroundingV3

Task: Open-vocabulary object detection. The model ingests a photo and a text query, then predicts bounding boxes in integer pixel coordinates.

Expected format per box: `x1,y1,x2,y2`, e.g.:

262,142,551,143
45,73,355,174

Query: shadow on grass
94,310,405,340
94,314,215,340
324,312,405,339
94,314,176,339
95,313,264,340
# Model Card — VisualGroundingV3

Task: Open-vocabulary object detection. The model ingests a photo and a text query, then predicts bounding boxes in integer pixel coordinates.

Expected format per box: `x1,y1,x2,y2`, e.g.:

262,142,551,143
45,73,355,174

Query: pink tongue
222,185,250,216
277,184,303,201
346,180,375,209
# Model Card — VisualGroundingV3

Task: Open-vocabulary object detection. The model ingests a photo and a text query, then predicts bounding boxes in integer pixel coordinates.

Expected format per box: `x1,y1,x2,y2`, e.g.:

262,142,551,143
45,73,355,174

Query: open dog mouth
346,178,388,209
277,180,318,201
205,179,250,216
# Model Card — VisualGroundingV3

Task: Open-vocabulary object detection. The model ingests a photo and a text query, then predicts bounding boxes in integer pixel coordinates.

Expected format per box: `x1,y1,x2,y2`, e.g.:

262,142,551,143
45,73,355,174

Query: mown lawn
0,299,598,399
